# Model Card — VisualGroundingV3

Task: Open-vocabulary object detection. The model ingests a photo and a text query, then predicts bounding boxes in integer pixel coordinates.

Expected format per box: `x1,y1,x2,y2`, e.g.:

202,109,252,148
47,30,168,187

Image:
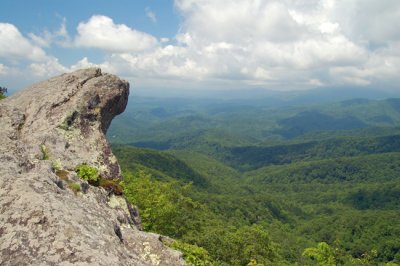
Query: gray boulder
0,68,186,266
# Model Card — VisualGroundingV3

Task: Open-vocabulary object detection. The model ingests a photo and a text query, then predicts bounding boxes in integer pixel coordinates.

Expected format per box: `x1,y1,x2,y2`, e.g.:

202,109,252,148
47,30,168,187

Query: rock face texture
0,69,186,266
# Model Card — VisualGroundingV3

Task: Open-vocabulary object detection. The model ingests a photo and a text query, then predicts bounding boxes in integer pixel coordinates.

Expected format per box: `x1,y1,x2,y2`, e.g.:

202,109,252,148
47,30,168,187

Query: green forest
108,96,400,265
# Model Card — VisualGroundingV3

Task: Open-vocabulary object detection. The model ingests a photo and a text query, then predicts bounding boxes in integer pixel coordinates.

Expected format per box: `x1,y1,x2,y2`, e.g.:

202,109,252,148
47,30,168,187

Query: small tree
0,86,7,100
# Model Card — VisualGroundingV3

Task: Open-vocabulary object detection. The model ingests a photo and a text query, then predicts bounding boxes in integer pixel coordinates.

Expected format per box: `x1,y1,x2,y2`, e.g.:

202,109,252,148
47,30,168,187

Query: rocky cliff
0,69,186,265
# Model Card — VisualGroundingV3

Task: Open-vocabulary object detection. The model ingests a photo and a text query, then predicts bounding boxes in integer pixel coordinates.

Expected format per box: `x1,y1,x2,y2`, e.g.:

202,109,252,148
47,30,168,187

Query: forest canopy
110,97,400,265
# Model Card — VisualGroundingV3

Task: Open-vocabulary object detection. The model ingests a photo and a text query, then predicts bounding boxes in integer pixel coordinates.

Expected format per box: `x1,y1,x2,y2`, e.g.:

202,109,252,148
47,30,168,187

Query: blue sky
1,0,400,94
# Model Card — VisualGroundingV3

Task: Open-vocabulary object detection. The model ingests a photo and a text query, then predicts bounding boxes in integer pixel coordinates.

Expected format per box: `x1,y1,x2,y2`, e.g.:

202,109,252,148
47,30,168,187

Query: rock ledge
0,69,186,266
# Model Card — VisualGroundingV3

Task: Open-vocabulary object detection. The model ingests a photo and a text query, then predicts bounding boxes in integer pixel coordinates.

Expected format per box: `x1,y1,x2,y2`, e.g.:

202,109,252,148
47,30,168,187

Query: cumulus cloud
110,0,397,89
0,22,70,85
167,0,376,86
70,57,99,70
74,15,159,52
160,38,170,43
99,47,208,81
0,23,47,61
28,17,71,48
29,57,67,77
89,0,373,88
328,0,400,44
175,1,306,44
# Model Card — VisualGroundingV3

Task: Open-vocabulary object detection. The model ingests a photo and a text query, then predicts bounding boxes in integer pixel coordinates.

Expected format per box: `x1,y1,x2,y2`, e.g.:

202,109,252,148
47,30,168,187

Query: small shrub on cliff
55,169,69,190
51,159,62,171
68,182,81,194
54,170,82,194
0,86,7,100
55,169,69,181
40,144,49,160
99,177,123,195
75,164,99,185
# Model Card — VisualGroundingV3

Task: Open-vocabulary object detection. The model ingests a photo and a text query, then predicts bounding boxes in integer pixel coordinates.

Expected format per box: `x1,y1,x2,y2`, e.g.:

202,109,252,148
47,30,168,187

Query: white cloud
91,0,367,88
28,17,71,48
175,1,306,44
329,0,400,44
29,57,67,77
0,64,9,75
75,15,159,52
0,21,73,81
70,57,98,70
137,0,398,89
145,7,157,23
28,32,52,48
0,23,47,61
101,47,209,80
3,0,400,91
160,37,170,43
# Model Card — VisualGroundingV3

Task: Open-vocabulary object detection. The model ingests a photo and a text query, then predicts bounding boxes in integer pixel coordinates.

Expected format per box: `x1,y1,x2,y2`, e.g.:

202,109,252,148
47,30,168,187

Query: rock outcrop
0,69,186,265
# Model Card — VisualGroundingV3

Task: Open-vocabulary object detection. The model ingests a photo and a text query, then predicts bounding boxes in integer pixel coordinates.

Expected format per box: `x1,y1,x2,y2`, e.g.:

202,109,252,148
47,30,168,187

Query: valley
109,95,400,265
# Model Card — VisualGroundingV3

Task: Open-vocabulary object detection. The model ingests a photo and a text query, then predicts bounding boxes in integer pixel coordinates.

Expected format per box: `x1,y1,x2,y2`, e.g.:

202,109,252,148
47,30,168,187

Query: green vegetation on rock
67,182,81,194
75,164,99,185
40,144,49,160
99,178,123,195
